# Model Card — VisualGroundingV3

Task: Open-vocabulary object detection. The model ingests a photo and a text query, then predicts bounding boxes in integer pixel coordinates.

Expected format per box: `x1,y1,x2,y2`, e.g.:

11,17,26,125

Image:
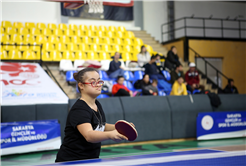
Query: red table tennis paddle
115,120,138,141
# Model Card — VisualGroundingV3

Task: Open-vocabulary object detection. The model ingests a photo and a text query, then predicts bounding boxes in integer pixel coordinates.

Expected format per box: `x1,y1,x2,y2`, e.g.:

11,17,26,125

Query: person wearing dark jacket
138,74,158,96
223,79,239,94
144,56,164,80
164,46,181,71
107,52,124,79
170,64,185,85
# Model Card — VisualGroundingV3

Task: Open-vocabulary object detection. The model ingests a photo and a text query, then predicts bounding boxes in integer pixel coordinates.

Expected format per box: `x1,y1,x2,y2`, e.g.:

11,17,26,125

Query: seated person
144,55,164,80
170,76,188,96
139,74,158,96
154,54,165,71
112,76,133,97
164,46,181,71
107,52,124,79
223,78,239,94
137,45,151,67
185,62,204,92
170,64,186,85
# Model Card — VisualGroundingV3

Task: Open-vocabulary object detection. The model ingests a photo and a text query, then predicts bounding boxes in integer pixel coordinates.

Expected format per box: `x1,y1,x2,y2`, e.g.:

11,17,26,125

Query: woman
164,46,181,71
112,76,133,97
55,68,128,162
141,74,158,96
137,45,151,67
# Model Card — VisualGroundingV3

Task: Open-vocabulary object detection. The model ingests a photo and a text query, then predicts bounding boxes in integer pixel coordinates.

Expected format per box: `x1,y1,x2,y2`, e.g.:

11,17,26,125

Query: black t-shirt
55,99,106,162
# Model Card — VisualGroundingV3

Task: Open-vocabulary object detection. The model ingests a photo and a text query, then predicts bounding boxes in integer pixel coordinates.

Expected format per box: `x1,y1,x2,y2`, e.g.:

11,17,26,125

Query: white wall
143,1,168,42
172,1,246,39
2,1,61,24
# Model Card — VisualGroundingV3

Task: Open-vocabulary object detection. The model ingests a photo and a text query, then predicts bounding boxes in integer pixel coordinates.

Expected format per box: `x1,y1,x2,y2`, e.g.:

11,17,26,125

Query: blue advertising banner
1,120,61,155
197,111,246,140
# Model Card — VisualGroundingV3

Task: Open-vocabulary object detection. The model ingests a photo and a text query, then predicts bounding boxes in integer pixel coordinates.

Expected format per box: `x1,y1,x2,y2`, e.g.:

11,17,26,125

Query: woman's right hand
109,130,128,142
149,90,153,94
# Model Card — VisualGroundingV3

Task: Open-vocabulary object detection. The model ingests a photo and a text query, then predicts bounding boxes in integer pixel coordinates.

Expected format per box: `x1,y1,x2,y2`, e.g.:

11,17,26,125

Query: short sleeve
69,109,92,129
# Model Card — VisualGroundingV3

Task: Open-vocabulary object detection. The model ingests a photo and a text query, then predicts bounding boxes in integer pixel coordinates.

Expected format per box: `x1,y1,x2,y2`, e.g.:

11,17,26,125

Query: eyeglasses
82,81,104,87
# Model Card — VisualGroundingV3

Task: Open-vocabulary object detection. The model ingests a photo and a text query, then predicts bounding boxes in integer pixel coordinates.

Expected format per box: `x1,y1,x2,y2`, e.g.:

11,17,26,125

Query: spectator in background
107,52,124,79
164,46,181,71
170,76,188,96
155,54,164,71
170,64,186,85
137,45,151,67
112,76,133,97
138,74,158,96
145,55,164,80
223,79,239,94
185,62,205,92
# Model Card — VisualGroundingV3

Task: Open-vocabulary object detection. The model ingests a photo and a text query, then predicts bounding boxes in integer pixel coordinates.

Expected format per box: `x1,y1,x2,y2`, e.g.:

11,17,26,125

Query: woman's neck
80,95,96,108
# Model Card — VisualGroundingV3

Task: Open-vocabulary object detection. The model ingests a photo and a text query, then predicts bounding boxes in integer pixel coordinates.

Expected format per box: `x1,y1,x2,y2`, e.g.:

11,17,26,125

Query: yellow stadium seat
111,44,123,53
8,49,22,60
13,22,24,28
121,52,132,61
68,43,80,51
47,23,57,30
37,22,46,30
5,27,17,34
76,30,87,37
95,31,106,38
56,43,67,51
30,43,41,59
124,31,135,38
78,43,88,51
23,34,35,43
42,51,53,61
100,37,111,44
105,31,115,38
108,26,117,31
116,31,125,38
43,42,55,51
113,38,122,45
79,24,88,31
11,34,23,42
17,42,30,51
64,29,76,36
91,37,100,44
145,44,154,54
47,35,60,43
25,22,36,29
124,38,133,45
69,24,78,31
50,50,63,61
35,35,48,44
124,45,133,53
23,50,37,60
58,23,68,30
99,52,110,60
81,36,92,44
62,50,75,61
60,35,71,43
133,45,141,53
0,50,8,60
42,28,53,36
99,44,111,52
1,34,10,42
89,25,98,31
75,51,86,60
1,26,4,34
2,42,16,50
53,29,64,36
99,25,107,31
87,30,97,37
86,51,99,61
87,44,98,52
17,27,29,35
1,21,12,28
132,54,138,61
30,28,41,36
71,36,82,43
118,26,126,32
133,38,144,46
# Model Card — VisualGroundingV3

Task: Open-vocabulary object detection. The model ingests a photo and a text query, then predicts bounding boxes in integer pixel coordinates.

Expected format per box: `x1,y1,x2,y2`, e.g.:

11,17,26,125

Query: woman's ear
78,82,84,91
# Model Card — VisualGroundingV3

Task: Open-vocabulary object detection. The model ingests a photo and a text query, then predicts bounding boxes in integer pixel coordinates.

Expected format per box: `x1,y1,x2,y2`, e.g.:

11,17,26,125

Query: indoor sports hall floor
1,137,245,166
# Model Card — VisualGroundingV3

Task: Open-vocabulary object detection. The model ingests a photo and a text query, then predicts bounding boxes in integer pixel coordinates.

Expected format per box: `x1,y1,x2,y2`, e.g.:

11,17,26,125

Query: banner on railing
1,120,61,155
197,111,246,140
0,62,68,105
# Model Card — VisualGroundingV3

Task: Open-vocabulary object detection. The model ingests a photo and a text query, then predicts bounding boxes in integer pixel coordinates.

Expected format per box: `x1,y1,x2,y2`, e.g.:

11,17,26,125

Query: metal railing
189,47,229,89
161,16,246,42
